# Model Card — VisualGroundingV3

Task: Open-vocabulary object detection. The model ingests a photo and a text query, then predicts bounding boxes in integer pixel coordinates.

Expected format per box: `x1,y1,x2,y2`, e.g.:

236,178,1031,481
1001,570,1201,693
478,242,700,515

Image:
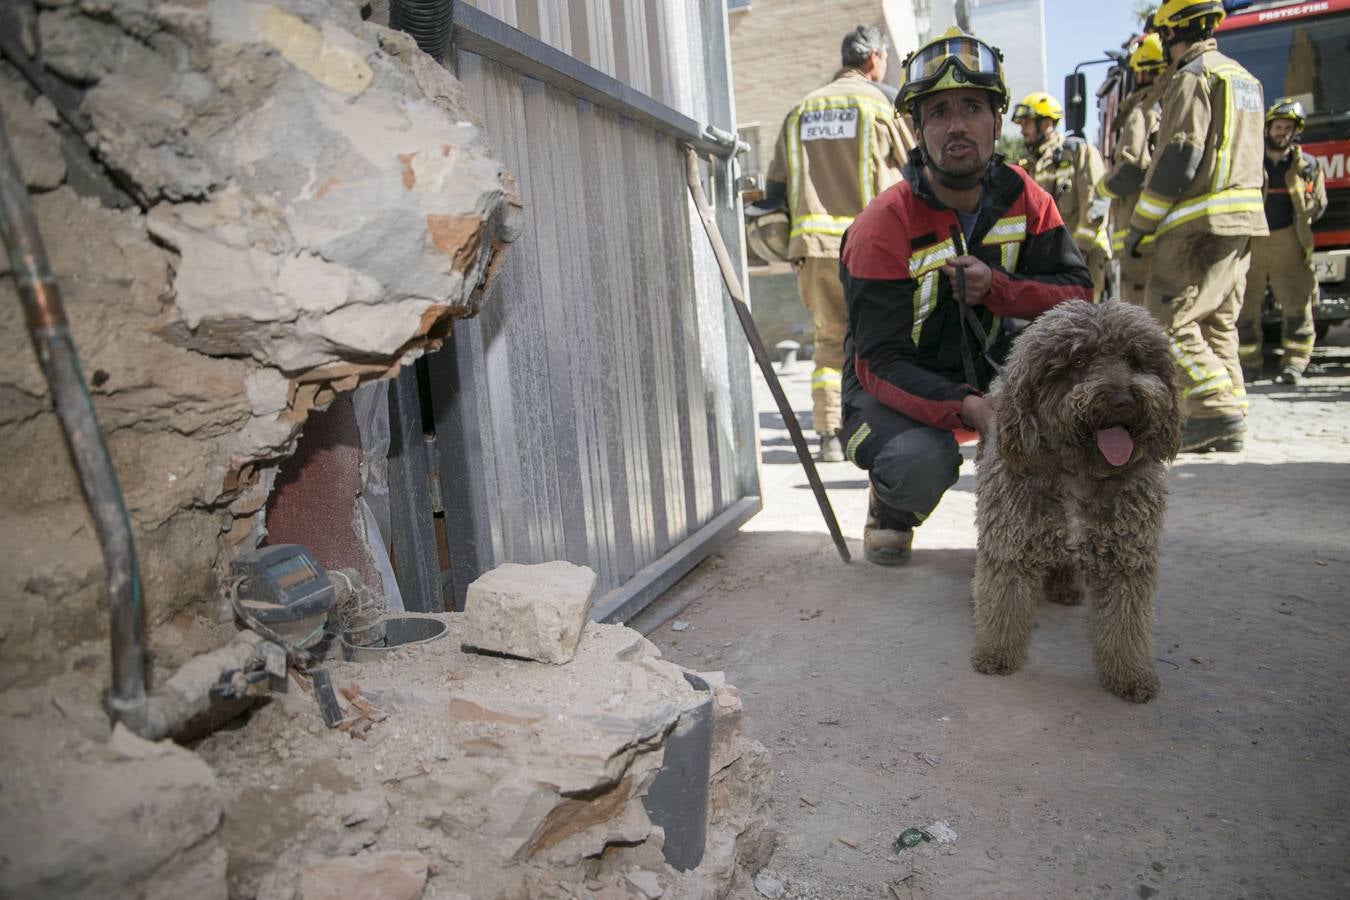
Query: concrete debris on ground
461,561,597,664
180,615,772,899
0,696,228,900
752,870,787,898
301,851,429,900
0,615,773,899
623,869,666,898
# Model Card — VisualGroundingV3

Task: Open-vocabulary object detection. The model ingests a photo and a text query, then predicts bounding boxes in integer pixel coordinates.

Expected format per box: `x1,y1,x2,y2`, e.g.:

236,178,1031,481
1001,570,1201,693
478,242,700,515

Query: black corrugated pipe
0,114,149,728
390,0,454,63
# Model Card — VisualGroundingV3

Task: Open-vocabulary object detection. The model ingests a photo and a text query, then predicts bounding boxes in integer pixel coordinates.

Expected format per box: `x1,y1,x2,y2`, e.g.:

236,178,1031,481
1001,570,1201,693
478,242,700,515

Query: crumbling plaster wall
0,0,520,688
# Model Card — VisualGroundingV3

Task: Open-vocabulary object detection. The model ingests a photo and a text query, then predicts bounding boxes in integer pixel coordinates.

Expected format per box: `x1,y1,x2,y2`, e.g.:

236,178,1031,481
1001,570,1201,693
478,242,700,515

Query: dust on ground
646,324,1350,899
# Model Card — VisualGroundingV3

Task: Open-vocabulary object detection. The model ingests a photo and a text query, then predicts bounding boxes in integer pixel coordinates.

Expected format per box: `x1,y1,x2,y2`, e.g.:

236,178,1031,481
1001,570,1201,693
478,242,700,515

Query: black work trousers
840,392,964,529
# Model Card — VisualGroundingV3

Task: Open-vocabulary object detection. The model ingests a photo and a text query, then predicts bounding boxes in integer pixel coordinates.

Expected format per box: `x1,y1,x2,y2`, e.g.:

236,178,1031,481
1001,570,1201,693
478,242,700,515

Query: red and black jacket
840,153,1092,432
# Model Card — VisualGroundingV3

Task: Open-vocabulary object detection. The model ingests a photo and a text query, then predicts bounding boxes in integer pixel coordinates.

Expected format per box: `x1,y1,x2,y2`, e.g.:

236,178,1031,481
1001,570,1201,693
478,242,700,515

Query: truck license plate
1314,255,1345,283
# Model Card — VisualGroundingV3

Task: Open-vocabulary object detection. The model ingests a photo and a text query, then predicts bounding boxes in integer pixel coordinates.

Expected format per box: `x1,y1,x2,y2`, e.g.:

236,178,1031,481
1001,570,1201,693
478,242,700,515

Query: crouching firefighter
838,28,1093,566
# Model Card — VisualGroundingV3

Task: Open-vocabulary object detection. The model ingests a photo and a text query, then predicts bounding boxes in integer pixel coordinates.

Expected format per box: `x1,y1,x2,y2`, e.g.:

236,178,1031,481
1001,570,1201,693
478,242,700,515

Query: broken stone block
0,720,226,899
625,870,665,898
0,79,65,190
696,670,746,775
301,851,428,900
462,561,598,664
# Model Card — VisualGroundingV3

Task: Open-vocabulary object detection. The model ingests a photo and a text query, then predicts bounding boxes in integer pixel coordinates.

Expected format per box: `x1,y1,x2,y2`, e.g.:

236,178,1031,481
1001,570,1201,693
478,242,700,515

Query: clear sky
1043,0,1145,144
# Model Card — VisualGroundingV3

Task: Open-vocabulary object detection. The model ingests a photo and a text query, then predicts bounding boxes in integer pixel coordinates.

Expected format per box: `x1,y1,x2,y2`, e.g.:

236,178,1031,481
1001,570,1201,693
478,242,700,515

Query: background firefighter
1097,33,1170,306
1238,98,1328,385
1013,92,1111,299
762,25,915,463
1124,0,1267,454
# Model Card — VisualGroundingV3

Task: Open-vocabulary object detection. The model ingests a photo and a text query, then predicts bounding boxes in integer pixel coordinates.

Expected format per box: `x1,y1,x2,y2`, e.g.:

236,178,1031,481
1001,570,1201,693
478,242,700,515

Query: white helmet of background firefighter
744,206,790,264
1128,33,1167,75
1010,92,1063,125
895,28,1009,120
1265,97,1307,133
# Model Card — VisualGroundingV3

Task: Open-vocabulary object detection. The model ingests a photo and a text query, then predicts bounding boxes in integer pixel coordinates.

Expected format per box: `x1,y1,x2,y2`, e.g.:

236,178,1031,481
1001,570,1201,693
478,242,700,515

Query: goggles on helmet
898,32,1008,114
1265,98,1306,127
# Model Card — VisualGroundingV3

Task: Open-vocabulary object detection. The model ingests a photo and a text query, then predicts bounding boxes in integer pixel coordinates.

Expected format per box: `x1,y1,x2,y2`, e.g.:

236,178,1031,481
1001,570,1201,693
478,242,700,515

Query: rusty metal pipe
0,114,148,726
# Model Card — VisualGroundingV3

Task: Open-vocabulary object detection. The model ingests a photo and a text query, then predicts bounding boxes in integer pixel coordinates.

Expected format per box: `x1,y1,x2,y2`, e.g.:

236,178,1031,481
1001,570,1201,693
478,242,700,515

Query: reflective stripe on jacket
767,69,914,259
1130,40,1268,241
1019,130,1110,256
838,154,1093,432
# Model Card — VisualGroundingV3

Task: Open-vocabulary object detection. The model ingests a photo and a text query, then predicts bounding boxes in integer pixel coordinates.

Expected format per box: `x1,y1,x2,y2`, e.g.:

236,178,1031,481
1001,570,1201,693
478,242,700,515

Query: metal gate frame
385,1,761,622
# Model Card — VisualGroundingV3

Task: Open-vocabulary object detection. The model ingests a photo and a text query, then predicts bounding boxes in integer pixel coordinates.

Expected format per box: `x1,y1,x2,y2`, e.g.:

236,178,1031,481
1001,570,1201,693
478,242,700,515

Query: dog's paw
971,647,1022,676
1101,669,1160,703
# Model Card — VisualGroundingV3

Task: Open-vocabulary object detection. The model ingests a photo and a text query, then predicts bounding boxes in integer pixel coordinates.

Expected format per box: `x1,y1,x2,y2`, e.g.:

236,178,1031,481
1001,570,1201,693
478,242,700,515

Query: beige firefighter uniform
767,69,914,436
1020,130,1111,298
1129,39,1267,422
1097,76,1167,303
1238,143,1328,376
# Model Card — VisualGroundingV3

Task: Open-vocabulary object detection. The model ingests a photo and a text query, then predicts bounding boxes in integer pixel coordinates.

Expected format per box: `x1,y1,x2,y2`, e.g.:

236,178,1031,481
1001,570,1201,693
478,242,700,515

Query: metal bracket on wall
448,1,739,160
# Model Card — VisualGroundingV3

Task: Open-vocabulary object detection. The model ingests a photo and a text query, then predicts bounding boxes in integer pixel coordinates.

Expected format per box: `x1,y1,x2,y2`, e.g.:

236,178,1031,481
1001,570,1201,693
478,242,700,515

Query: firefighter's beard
1265,133,1292,152
922,139,990,190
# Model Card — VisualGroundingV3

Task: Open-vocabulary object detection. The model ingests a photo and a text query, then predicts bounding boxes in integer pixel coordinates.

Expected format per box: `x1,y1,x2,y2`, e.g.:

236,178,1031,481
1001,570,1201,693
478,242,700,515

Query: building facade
728,0,913,179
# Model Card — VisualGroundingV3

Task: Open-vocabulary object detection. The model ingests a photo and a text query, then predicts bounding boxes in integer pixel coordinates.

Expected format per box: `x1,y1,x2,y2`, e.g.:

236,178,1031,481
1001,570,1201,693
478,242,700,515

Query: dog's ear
1150,341,1183,461
994,369,1040,472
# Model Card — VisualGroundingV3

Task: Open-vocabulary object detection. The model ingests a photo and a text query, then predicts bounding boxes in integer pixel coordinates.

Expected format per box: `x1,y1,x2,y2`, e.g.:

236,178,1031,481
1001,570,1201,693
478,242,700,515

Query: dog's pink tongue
1096,426,1134,466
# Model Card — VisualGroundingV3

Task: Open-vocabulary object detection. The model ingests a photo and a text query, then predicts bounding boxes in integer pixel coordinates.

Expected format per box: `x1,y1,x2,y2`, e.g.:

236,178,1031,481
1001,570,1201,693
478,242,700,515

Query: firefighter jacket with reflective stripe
1267,144,1328,256
1097,77,1167,253
767,69,915,260
839,154,1094,432
1130,40,1268,241
1019,130,1110,256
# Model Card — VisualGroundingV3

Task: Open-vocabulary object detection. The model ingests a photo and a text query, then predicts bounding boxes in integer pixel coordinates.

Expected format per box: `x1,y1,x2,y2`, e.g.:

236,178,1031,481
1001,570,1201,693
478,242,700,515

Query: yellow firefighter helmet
1265,97,1307,131
1153,0,1226,30
1011,92,1063,123
1128,33,1167,74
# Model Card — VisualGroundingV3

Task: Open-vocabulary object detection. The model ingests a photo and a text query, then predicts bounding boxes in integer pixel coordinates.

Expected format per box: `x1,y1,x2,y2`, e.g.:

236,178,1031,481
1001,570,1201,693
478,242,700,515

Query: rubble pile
0,565,775,899
197,615,775,899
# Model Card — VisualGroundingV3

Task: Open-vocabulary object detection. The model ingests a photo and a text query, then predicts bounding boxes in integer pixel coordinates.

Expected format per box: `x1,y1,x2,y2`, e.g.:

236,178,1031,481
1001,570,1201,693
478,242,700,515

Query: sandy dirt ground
645,322,1350,899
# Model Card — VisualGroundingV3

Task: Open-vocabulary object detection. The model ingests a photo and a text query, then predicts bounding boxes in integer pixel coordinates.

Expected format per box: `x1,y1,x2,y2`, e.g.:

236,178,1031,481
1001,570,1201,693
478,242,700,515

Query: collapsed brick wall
0,0,520,688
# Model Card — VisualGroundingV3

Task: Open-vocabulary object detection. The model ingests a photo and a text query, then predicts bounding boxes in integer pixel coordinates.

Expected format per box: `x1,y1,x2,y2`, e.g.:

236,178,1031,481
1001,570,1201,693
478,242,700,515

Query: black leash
948,224,1006,385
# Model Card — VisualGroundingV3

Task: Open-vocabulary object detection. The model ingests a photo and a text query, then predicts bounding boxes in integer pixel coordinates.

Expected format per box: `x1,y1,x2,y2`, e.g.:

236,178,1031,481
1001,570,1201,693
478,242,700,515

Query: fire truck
1080,0,1350,338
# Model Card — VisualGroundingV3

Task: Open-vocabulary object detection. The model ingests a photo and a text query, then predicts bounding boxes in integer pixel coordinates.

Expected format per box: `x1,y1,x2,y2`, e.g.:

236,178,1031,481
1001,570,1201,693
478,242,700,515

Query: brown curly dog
971,300,1182,702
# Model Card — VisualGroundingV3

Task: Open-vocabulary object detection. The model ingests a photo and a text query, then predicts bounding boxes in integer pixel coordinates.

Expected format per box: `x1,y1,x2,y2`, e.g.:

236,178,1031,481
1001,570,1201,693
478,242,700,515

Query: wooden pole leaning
682,144,851,563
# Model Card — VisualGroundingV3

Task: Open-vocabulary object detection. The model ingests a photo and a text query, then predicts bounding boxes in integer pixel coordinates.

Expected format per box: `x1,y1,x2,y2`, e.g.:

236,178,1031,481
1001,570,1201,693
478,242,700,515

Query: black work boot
1179,413,1246,453
863,488,912,566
